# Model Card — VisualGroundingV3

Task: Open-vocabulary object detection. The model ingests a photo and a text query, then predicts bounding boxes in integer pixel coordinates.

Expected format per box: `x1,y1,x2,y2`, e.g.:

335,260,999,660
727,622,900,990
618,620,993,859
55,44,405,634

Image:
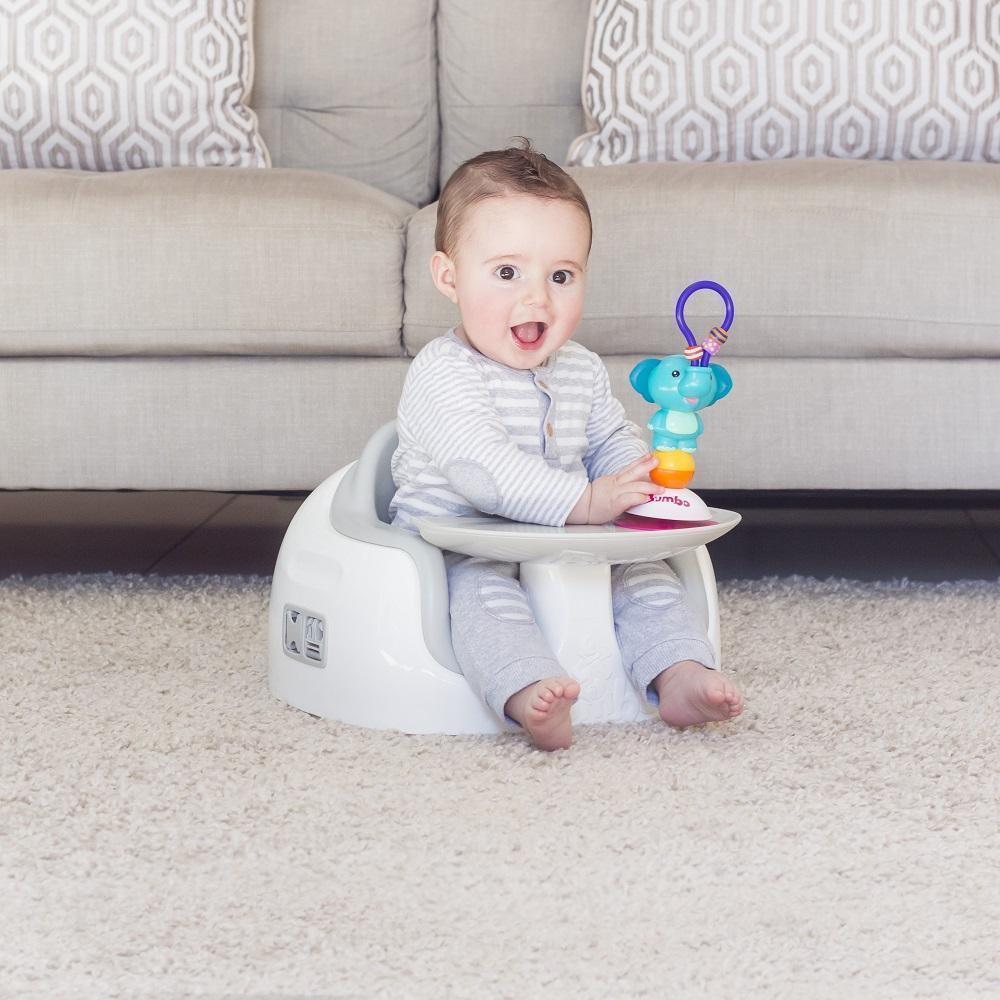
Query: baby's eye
551,270,574,285
494,264,520,281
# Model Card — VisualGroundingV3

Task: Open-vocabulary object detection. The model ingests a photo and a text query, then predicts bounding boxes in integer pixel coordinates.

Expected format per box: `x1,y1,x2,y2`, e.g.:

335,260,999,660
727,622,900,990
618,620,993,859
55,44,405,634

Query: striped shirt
389,328,649,533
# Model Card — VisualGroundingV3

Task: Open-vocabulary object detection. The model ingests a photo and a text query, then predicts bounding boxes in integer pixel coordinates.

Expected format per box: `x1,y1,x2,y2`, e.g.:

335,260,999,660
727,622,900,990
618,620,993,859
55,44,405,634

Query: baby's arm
399,350,588,526
582,355,651,479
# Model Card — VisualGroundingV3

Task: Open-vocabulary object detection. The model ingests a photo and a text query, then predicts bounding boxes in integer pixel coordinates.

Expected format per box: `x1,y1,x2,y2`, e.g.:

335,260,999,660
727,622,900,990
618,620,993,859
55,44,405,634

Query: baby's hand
568,455,667,525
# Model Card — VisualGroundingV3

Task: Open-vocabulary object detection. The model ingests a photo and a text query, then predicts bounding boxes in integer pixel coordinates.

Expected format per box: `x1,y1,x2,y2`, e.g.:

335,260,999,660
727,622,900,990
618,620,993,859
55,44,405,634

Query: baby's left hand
576,455,667,524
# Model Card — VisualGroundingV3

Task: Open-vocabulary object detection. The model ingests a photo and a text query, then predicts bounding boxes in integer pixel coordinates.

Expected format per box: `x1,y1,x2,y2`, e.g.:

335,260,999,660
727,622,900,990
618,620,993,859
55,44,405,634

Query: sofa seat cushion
1,167,411,357
403,158,1000,361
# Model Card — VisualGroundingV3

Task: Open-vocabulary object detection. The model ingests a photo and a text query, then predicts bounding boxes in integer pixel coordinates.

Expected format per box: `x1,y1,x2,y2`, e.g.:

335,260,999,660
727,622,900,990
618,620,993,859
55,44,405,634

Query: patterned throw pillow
567,0,1000,166
0,0,269,170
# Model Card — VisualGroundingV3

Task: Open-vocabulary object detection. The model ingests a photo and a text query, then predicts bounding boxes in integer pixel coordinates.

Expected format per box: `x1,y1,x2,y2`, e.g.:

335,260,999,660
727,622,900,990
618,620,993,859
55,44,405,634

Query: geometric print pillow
567,0,1000,167
0,0,269,170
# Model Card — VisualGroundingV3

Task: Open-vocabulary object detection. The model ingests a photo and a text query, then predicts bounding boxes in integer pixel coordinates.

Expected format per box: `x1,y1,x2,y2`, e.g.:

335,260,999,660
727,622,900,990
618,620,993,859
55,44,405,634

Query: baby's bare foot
652,660,743,728
504,677,580,751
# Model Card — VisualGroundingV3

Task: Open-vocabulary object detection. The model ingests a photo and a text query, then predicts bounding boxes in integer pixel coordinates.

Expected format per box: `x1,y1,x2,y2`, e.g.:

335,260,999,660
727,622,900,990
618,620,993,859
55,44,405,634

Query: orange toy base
650,450,695,489
651,467,694,489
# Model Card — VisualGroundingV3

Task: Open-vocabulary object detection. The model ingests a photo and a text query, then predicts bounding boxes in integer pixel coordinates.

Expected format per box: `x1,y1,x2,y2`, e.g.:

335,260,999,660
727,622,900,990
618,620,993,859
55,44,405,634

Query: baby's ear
430,251,459,305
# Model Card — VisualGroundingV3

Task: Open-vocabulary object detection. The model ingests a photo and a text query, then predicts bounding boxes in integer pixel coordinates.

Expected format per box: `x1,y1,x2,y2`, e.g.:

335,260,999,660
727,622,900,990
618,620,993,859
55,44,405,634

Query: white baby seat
268,421,737,735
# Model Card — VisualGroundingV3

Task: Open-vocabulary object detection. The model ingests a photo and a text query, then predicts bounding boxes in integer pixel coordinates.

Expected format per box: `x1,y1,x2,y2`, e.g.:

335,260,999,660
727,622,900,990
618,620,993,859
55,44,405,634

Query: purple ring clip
674,280,735,367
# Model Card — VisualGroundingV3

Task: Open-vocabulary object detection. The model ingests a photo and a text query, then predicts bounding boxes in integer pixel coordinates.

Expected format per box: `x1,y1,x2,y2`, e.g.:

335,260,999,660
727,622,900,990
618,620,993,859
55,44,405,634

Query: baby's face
431,194,590,369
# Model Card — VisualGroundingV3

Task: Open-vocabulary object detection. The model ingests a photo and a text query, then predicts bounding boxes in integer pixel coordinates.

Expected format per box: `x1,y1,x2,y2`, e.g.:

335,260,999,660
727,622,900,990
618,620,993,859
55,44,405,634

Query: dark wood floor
1,490,998,582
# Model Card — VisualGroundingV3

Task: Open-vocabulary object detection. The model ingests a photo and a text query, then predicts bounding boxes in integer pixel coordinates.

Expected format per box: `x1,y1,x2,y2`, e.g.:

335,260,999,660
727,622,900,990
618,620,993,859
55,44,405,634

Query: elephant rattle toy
629,280,734,488
617,280,734,529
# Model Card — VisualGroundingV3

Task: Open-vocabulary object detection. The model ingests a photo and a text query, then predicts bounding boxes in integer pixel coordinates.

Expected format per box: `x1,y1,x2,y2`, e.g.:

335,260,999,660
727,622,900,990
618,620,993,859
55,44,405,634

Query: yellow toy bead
650,449,695,489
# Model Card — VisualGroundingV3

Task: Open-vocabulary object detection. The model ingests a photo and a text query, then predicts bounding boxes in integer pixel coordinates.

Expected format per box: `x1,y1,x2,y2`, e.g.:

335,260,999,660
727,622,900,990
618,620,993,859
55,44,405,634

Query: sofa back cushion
253,0,438,207
437,0,590,185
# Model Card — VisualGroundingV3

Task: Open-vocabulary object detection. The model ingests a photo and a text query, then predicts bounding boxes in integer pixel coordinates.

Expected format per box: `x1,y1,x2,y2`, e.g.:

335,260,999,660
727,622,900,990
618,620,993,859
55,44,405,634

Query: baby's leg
611,561,743,727
446,553,578,749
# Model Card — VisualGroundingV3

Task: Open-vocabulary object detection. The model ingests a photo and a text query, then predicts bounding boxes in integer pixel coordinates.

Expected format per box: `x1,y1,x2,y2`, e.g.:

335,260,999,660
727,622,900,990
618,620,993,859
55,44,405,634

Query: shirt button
545,422,553,436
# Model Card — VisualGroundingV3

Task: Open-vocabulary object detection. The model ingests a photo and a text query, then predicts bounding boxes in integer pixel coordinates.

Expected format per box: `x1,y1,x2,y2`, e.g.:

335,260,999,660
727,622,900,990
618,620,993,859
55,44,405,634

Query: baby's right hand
587,455,667,524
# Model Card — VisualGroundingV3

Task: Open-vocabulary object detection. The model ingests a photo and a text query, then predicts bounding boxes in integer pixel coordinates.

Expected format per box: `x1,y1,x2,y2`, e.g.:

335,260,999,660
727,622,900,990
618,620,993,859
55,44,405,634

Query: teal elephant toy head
629,354,732,413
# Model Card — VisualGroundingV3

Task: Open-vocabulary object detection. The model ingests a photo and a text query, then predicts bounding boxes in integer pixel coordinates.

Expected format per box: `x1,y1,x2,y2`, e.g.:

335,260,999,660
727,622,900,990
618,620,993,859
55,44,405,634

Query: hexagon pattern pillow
567,0,1000,166
0,0,270,170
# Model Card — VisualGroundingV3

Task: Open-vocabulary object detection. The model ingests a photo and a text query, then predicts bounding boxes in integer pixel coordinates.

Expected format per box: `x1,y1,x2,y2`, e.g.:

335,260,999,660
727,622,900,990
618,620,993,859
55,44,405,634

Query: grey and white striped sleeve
399,350,589,526
583,354,650,480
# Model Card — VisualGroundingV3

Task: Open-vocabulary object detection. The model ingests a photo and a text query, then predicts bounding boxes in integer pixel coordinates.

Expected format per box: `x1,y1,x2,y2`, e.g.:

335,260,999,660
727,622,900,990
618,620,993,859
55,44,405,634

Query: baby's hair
435,136,593,260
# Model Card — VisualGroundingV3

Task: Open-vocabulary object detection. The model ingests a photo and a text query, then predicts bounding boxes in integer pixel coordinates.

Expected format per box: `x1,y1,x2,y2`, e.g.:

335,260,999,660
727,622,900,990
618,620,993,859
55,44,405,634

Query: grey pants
445,552,717,723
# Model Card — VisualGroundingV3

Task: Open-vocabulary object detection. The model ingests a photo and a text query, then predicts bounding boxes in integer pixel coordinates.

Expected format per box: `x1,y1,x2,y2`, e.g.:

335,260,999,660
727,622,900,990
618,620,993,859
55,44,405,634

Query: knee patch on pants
477,573,535,624
621,562,683,610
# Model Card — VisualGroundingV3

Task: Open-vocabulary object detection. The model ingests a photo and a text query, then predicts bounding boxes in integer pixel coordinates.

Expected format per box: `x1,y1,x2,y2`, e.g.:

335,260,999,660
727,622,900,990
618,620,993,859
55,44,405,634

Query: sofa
2,0,998,492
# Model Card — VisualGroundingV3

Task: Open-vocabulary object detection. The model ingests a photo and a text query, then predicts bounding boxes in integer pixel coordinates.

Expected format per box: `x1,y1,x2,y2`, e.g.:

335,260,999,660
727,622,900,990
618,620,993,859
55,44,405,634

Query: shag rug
2,574,997,1000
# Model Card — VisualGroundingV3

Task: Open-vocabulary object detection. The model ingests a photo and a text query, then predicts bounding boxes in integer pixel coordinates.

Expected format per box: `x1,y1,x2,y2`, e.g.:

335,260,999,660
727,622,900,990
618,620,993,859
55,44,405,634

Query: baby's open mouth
511,322,547,348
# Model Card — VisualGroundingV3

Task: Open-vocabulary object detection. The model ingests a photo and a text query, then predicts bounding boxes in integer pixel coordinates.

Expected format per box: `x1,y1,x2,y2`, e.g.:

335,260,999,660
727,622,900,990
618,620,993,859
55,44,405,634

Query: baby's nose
523,282,550,307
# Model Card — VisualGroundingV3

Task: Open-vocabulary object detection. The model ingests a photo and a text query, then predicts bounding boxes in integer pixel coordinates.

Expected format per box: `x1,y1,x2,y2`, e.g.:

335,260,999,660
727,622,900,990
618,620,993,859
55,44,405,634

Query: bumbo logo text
650,494,691,508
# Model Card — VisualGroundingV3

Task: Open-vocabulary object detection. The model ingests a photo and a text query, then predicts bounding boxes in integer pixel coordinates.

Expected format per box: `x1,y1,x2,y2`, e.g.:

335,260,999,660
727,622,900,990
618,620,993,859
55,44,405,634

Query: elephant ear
628,358,660,403
709,363,733,403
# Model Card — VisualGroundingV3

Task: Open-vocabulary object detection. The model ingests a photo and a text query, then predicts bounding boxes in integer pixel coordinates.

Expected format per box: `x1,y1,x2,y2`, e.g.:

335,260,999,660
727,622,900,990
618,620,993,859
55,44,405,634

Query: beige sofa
2,0,998,491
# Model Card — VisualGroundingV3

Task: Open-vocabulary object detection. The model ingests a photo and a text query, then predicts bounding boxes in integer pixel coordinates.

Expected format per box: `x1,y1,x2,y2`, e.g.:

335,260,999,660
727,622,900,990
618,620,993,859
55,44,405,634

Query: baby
389,138,743,750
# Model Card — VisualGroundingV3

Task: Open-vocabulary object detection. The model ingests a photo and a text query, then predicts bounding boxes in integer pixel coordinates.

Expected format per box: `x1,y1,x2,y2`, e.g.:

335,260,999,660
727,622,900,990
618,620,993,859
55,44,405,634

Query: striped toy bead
700,325,730,357
683,345,703,361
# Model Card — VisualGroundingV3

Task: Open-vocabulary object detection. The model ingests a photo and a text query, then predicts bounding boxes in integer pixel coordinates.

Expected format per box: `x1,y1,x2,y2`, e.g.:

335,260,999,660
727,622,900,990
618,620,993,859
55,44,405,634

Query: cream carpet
2,573,997,1000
